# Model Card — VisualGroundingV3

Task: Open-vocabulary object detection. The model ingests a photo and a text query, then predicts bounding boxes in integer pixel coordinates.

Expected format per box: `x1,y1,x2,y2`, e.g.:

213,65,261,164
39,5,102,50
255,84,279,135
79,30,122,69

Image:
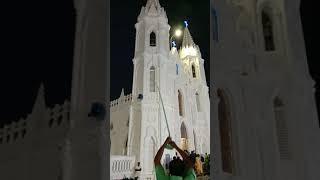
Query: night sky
0,0,316,127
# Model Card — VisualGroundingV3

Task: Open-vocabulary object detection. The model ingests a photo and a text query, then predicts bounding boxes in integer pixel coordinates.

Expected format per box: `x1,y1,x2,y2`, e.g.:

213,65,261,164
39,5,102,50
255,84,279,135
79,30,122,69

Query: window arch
192,64,196,78
150,32,156,46
262,9,275,51
193,130,197,152
196,92,201,112
181,122,188,138
217,89,234,174
176,64,179,75
180,122,188,150
124,137,128,155
150,66,155,92
273,97,290,160
178,90,184,116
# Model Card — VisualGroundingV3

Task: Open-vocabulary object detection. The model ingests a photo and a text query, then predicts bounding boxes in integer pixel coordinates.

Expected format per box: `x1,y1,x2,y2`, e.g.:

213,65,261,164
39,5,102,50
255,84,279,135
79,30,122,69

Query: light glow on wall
180,46,197,59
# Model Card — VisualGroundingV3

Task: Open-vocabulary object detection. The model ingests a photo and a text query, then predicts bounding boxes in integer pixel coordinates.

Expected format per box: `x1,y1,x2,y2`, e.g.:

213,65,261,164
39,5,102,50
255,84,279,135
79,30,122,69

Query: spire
182,26,196,48
31,83,46,126
179,23,199,58
120,88,124,97
146,0,160,8
145,0,161,16
33,83,46,109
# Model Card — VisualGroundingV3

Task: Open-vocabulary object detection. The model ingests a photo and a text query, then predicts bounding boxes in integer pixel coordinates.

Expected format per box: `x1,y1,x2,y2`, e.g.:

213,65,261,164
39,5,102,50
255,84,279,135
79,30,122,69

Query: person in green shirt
154,137,196,180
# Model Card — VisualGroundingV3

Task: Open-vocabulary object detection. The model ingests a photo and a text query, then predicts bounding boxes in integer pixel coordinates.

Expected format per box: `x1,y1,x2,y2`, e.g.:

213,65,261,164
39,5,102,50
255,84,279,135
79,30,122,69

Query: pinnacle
182,27,196,48
145,0,161,15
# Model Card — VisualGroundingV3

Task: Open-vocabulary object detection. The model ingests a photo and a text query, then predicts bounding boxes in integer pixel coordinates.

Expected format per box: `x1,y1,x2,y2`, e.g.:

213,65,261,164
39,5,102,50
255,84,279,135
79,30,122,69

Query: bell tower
178,25,210,154
127,0,172,179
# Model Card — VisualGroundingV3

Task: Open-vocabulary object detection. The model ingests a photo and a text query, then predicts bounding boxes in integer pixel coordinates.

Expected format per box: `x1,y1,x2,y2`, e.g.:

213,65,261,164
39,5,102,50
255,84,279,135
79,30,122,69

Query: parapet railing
110,155,136,180
110,94,133,108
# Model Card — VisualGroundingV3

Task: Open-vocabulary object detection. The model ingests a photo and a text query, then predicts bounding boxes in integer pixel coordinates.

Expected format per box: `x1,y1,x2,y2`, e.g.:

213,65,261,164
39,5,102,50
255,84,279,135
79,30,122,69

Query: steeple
120,88,124,97
179,24,199,59
31,83,47,128
33,83,46,111
145,0,161,16
182,27,196,48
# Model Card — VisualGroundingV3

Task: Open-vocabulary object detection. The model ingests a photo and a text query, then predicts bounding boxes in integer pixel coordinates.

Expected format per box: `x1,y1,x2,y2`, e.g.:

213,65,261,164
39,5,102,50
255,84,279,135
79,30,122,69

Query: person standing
134,162,142,180
154,137,196,180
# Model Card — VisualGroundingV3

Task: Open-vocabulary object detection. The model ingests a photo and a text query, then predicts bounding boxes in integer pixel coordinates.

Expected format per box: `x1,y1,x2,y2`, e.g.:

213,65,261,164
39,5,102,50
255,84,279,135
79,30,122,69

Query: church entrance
180,122,188,151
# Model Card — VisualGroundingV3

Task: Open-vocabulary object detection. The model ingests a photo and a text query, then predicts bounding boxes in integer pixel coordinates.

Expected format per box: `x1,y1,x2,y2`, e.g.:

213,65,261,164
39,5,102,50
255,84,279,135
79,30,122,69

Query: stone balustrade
110,155,136,180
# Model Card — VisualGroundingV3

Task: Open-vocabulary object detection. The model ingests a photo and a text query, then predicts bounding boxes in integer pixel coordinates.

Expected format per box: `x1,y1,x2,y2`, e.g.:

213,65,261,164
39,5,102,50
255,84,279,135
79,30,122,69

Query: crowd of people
167,150,210,177
122,137,210,180
185,150,210,176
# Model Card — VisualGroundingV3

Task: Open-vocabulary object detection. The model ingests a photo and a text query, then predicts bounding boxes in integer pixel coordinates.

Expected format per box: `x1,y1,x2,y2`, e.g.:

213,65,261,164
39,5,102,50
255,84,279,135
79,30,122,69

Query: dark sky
0,0,75,126
0,0,316,127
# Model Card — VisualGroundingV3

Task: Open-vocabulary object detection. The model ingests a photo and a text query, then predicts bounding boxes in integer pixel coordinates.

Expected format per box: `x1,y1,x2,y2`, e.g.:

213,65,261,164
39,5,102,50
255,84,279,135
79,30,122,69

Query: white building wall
110,92,132,155
212,0,320,180
0,85,70,180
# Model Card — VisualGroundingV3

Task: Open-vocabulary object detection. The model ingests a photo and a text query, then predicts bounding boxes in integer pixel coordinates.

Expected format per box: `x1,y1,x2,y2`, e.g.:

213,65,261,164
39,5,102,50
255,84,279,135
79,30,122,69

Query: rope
156,84,171,137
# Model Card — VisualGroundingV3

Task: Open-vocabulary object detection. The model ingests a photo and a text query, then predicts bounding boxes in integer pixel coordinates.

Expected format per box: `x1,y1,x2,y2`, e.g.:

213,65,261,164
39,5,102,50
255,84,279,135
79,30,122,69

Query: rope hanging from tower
156,84,173,149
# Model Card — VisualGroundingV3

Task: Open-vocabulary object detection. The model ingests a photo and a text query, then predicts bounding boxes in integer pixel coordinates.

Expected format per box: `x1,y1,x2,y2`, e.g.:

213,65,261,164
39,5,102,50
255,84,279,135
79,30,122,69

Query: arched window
193,131,197,152
150,32,156,46
176,64,179,75
273,97,290,160
122,137,128,155
180,122,188,150
178,90,184,116
262,9,275,51
181,122,188,138
192,64,196,78
196,92,201,112
150,66,155,92
212,8,219,41
218,89,234,174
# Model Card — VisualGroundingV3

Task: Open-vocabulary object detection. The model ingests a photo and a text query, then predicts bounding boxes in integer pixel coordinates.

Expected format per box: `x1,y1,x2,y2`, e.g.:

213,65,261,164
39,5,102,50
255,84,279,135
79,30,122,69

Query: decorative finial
120,88,124,97
184,20,189,28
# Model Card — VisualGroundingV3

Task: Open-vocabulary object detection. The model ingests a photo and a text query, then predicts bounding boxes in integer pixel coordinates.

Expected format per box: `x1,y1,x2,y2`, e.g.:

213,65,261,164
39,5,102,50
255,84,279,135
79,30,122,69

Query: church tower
127,0,172,179
177,26,210,153
126,1,211,179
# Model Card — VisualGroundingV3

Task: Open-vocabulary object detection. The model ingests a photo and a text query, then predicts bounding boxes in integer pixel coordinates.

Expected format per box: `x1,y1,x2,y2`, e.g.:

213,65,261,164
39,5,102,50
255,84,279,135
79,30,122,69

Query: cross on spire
182,25,196,48
184,20,189,28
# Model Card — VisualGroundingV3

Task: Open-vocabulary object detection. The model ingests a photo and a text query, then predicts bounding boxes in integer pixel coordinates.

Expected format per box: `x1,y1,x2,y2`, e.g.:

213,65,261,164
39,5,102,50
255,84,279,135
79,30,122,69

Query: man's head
137,162,140,166
169,158,186,177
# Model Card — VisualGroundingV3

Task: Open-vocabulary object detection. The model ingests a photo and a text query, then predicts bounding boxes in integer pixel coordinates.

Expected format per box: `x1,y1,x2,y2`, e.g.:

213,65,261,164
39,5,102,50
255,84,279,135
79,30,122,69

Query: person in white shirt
134,162,142,179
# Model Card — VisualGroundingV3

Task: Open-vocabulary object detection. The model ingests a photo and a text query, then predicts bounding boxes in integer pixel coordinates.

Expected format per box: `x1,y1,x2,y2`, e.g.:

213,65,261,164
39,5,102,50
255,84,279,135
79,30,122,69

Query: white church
1,0,320,180
110,0,210,179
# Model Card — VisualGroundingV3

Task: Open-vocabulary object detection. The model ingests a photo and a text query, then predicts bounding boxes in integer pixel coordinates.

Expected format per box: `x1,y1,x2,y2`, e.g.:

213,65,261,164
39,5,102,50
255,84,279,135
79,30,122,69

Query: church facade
110,0,210,179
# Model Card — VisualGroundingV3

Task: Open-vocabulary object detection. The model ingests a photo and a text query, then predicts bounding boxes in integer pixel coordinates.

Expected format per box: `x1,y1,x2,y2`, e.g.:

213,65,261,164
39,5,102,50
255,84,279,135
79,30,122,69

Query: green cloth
155,165,196,180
